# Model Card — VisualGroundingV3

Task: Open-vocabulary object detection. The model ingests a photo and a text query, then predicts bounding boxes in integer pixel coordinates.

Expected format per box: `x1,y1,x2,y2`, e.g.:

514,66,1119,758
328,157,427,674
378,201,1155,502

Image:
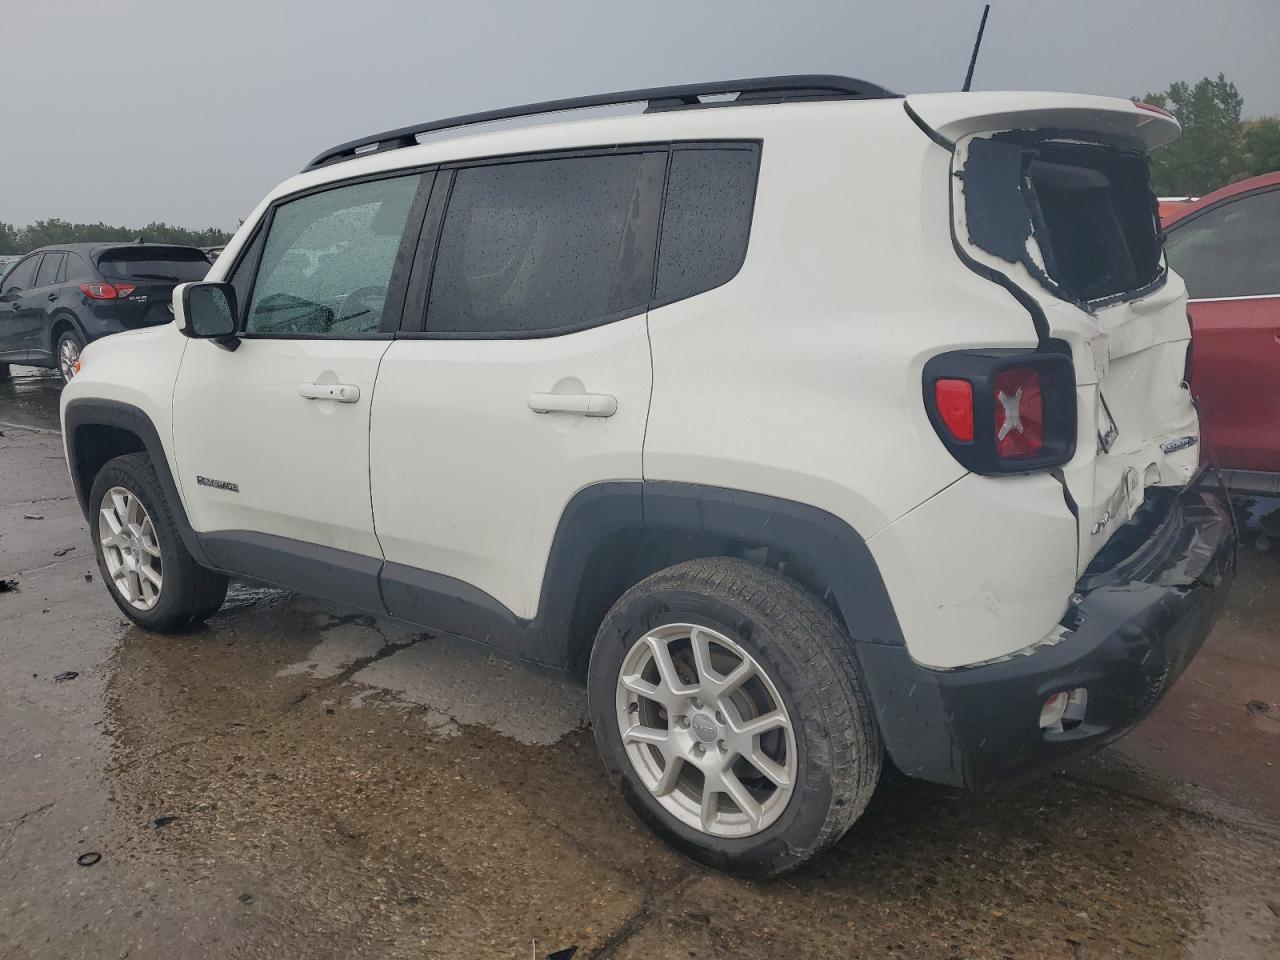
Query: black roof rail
302,74,898,172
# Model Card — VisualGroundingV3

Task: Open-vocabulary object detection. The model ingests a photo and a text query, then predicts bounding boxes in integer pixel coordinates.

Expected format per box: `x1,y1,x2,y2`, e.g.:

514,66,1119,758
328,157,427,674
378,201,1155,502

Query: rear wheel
0,362,9,381
56,328,84,382
90,453,228,631
588,557,882,877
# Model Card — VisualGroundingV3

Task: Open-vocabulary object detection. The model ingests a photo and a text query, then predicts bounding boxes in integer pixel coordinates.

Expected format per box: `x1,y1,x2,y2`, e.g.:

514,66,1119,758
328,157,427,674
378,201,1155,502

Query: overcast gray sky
5,0,1278,230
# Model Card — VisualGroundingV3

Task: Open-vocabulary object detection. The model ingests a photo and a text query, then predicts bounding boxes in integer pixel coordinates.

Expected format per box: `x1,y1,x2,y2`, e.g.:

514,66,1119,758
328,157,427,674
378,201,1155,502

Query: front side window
1165,189,1280,300
34,253,65,288
655,147,760,303
245,174,422,336
1,255,40,294
426,152,664,336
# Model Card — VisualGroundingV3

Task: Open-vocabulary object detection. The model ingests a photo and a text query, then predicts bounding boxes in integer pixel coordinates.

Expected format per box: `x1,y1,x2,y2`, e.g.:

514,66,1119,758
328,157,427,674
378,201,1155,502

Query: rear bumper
857,474,1238,790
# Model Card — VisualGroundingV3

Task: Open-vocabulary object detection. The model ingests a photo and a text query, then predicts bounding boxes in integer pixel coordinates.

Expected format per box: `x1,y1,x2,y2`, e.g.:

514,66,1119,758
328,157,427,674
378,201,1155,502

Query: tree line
1140,74,1280,196
0,219,232,256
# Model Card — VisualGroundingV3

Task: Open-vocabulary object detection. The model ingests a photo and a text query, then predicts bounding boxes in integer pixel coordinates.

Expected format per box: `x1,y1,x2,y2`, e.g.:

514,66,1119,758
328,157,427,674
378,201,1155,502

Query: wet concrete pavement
2,366,1278,959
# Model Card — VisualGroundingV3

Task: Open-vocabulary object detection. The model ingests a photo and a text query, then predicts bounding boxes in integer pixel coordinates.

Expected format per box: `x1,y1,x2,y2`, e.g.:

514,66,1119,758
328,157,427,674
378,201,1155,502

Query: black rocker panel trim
62,398,212,567
200,531,386,615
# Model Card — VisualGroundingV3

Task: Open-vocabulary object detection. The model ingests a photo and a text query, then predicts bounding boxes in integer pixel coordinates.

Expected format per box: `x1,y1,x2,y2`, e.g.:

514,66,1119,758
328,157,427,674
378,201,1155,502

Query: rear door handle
299,382,360,403
527,393,617,417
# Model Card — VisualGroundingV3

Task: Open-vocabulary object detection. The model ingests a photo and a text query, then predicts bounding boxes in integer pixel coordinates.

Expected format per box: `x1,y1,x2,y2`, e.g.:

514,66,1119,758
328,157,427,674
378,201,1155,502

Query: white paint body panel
370,316,651,618
59,326,188,496
171,337,390,557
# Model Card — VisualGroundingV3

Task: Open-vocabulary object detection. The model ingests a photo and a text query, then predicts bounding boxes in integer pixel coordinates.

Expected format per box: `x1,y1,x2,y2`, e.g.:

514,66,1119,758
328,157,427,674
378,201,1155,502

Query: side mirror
175,282,239,347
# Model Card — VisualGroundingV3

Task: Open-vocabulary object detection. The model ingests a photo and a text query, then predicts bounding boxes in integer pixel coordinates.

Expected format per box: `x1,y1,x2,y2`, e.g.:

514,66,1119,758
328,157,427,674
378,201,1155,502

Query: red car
1163,171,1280,491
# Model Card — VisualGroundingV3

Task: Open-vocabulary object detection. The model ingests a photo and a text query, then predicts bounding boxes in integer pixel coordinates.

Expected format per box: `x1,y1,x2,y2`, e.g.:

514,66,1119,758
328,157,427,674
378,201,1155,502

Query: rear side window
35,253,65,287
1165,189,1280,299
655,147,759,303
426,152,665,337
62,252,89,282
98,248,211,283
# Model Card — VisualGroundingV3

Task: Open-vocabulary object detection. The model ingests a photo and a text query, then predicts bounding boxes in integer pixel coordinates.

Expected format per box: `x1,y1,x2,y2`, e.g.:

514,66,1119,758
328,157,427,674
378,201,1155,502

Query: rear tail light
923,347,1077,475
79,282,136,300
994,367,1044,459
933,379,974,442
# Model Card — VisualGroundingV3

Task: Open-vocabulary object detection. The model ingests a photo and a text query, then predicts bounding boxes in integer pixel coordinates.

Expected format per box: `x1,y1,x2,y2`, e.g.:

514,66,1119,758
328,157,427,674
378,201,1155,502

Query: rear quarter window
655,146,760,304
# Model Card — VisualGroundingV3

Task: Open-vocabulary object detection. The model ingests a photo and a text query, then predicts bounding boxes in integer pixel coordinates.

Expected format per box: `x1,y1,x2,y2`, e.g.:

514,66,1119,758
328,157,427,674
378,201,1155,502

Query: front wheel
56,328,84,381
588,557,883,877
89,453,228,631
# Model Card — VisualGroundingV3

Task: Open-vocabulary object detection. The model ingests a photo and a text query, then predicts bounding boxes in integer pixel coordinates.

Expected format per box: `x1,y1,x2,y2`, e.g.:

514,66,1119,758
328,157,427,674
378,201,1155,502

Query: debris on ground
238,893,254,904
1247,699,1273,715
0,578,17,593
53,671,79,683
54,546,75,557
83,573,93,582
22,513,43,520
76,852,101,867
153,816,179,829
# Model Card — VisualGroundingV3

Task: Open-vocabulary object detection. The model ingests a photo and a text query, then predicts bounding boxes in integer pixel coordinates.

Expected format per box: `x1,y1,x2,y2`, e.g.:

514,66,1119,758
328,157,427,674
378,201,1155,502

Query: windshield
97,248,211,283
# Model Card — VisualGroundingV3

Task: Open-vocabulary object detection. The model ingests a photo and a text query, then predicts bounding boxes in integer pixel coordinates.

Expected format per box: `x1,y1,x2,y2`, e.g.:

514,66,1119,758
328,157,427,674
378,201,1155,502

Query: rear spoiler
905,92,1180,152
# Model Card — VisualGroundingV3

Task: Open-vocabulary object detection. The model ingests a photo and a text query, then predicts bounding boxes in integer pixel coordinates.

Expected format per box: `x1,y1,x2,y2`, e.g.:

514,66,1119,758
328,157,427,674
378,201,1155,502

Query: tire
0,362,10,381
55,327,85,382
89,453,228,632
588,557,882,877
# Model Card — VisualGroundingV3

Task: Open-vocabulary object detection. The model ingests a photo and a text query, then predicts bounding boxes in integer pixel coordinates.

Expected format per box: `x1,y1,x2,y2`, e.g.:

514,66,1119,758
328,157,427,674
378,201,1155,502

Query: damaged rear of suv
861,93,1237,789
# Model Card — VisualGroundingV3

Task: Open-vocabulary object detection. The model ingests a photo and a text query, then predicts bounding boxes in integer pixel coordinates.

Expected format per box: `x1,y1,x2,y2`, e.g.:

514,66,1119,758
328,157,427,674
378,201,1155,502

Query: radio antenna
962,4,991,92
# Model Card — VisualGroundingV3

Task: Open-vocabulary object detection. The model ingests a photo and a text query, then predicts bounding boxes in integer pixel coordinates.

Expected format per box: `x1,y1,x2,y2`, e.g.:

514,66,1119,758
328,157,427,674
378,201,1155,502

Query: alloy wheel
58,337,80,381
614,623,797,838
98,486,163,610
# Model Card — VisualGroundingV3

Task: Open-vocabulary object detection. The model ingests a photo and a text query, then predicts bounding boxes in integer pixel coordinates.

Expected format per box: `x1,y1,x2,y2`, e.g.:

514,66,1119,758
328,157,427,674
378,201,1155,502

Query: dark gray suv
0,243,210,381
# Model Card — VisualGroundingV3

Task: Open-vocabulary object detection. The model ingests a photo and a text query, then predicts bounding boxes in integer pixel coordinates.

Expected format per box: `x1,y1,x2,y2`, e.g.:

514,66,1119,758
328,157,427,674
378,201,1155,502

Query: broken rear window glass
961,136,1163,304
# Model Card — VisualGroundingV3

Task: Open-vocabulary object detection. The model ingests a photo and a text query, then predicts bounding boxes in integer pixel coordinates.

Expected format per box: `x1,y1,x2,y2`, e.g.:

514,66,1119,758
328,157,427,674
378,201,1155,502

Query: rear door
95,246,212,328
370,149,663,622
27,251,66,354
1165,186,1280,473
172,170,430,607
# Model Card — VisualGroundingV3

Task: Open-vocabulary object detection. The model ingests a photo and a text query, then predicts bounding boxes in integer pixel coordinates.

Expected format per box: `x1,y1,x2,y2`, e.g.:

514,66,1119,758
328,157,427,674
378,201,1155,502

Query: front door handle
47,293,58,301
528,392,617,417
299,382,360,403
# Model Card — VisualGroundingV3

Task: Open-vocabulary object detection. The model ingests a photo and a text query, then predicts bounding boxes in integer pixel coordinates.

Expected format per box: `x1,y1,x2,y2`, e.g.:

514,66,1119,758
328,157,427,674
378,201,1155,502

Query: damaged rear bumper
856,473,1238,791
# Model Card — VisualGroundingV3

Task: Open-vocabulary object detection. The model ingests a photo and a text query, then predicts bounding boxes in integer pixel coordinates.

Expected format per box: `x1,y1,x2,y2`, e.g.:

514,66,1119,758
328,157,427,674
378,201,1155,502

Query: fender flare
62,398,211,566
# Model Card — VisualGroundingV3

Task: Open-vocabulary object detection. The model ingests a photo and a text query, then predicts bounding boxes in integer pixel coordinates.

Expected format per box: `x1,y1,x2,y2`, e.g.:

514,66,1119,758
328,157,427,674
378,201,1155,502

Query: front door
1166,186,1280,473
371,152,664,624
0,254,42,361
172,171,429,608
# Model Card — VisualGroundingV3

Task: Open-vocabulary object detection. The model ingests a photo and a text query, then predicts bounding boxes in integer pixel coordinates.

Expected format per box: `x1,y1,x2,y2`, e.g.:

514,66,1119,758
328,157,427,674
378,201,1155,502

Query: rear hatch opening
958,134,1165,310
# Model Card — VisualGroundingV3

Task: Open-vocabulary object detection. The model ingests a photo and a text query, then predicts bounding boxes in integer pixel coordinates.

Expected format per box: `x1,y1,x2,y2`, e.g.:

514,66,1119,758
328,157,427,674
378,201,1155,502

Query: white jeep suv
61,76,1236,876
